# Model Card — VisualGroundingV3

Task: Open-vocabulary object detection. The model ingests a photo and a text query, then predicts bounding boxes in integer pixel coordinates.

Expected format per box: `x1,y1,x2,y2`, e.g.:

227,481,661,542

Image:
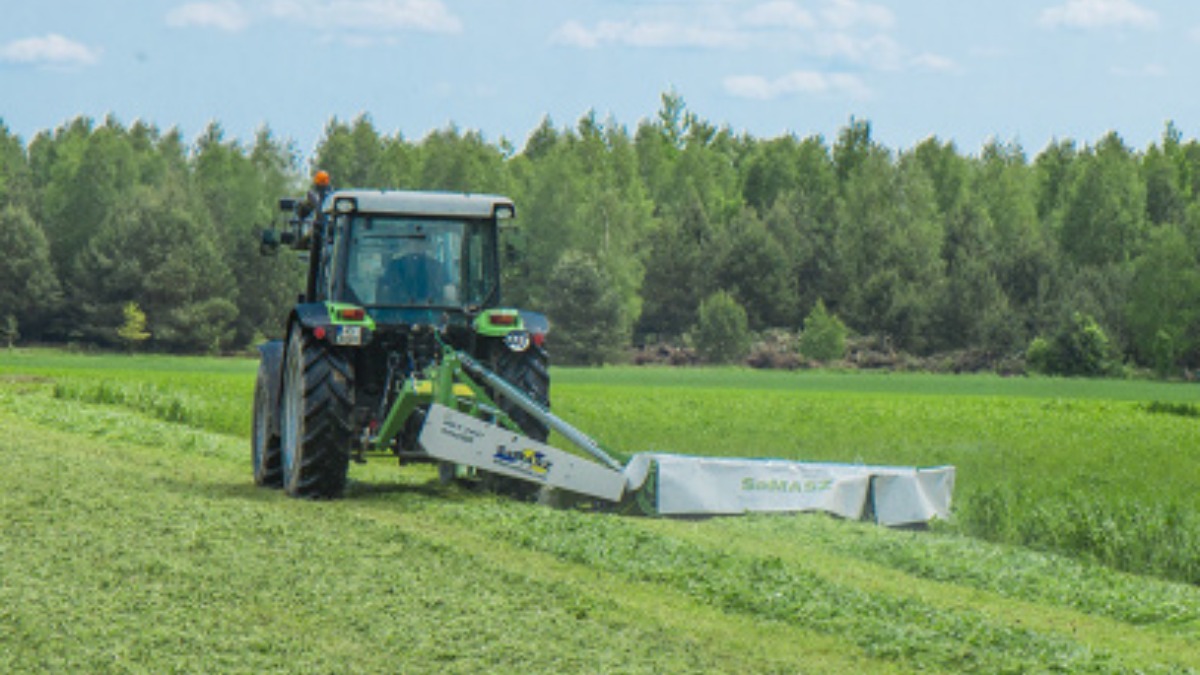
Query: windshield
341,215,497,308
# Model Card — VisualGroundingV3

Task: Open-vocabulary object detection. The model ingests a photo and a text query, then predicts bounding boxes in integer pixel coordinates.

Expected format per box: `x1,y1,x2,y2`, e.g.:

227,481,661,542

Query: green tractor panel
253,177,549,499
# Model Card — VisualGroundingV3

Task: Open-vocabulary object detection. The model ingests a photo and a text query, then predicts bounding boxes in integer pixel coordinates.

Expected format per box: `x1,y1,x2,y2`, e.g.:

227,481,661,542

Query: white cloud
553,1,904,66
1038,0,1158,30
166,0,462,36
813,32,904,69
0,34,100,68
552,21,600,49
556,0,943,99
909,52,958,73
166,2,250,32
551,19,741,49
742,1,816,29
266,0,462,34
724,70,870,100
821,0,894,30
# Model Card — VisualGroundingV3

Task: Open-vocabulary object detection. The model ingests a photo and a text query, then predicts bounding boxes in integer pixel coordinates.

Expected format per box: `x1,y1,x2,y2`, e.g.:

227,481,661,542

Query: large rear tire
479,343,551,499
492,343,550,442
252,363,282,488
280,324,354,499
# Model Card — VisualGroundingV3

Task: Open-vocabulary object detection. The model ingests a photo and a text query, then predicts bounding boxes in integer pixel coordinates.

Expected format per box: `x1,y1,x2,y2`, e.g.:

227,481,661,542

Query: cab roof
324,189,515,219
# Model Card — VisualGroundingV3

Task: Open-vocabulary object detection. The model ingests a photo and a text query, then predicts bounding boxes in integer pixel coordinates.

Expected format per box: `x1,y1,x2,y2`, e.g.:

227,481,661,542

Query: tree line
1,92,1198,374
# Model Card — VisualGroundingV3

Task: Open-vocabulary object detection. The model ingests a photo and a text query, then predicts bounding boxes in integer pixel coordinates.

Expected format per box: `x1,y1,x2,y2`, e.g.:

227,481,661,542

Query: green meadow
1,349,1198,673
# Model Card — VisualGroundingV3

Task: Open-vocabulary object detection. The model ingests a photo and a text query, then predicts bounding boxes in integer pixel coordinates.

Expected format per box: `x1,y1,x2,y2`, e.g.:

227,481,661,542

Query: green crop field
1,349,1198,673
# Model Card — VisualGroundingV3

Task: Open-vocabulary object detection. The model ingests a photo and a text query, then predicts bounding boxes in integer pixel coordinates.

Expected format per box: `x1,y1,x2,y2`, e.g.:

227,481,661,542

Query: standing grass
552,370,1200,584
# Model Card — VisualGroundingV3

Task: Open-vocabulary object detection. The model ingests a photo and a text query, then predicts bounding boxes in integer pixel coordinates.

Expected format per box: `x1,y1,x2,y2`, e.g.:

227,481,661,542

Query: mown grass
1,374,1198,673
3,349,1199,583
2,387,883,673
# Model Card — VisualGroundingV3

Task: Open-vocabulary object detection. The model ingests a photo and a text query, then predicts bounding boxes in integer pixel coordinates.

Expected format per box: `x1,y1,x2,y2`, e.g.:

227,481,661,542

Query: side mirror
260,228,280,256
279,197,297,212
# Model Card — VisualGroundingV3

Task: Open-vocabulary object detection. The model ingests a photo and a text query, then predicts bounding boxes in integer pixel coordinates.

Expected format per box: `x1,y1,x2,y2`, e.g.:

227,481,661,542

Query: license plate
335,325,362,346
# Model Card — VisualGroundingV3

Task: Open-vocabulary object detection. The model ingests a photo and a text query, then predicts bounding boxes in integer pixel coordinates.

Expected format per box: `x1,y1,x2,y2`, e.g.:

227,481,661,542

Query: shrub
1025,336,1051,374
117,302,151,351
1027,312,1117,377
798,299,848,362
694,291,750,364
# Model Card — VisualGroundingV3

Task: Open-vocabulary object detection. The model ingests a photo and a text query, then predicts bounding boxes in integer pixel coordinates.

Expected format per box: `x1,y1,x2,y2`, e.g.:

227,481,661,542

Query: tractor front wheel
279,324,354,499
251,361,282,488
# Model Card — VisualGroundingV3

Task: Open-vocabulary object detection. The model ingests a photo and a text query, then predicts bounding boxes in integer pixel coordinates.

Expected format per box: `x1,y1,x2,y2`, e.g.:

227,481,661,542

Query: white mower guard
624,453,954,525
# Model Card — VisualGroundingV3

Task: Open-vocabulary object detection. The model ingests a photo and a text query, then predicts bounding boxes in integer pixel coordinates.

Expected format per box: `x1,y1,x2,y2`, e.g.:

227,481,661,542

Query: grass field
1,349,1198,673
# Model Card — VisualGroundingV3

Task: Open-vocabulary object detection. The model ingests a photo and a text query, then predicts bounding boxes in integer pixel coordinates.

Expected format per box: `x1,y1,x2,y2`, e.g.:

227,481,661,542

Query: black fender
292,302,333,331
257,339,286,438
289,301,375,349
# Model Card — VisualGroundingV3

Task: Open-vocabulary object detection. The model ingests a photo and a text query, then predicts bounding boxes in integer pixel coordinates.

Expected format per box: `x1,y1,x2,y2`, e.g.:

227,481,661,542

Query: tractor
253,172,550,499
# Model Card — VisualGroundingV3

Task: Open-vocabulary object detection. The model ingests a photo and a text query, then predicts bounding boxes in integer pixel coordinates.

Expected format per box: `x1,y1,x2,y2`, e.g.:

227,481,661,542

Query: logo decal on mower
741,477,834,494
493,445,553,479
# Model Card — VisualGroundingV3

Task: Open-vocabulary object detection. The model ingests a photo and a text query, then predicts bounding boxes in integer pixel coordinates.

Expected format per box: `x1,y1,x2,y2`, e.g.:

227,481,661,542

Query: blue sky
3,0,1199,161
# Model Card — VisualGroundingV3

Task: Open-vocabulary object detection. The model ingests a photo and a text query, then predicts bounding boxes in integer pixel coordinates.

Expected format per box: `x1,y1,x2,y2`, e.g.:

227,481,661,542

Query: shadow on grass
346,478,469,501
157,472,491,510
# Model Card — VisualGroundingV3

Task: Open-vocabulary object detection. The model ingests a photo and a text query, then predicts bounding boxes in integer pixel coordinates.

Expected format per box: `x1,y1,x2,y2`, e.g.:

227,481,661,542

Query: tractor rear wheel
251,362,282,488
279,324,354,499
478,343,551,499
493,343,550,442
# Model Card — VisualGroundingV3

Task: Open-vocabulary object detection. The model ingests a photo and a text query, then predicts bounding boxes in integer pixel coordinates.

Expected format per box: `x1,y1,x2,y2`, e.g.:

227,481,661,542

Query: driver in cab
377,239,452,306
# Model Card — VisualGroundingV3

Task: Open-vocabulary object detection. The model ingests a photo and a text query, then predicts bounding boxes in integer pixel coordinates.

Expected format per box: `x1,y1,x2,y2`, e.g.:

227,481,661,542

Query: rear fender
474,308,550,352
291,302,332,331
291,302,374,347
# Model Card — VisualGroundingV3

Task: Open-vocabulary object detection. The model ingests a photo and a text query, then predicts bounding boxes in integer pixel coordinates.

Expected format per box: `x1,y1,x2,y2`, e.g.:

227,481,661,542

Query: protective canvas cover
624,453,955,525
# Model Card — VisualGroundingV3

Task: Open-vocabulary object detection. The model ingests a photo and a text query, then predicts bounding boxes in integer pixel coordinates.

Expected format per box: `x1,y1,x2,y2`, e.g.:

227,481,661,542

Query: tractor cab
269,188,513,320
319,191,510,323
